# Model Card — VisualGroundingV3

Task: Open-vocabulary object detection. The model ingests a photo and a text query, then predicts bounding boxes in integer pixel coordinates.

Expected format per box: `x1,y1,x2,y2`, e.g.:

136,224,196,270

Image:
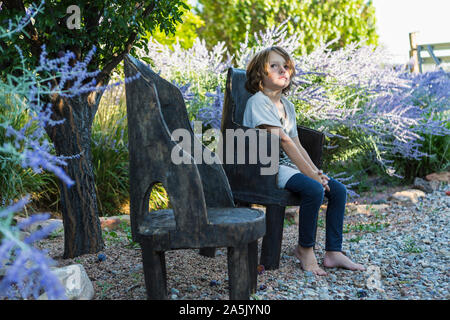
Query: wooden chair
123,55,266,300
220,67,325,270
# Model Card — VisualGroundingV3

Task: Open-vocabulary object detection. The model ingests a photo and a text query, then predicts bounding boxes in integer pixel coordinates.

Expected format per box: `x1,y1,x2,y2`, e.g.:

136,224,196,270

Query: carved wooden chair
124,56,266,299
220,67,325,270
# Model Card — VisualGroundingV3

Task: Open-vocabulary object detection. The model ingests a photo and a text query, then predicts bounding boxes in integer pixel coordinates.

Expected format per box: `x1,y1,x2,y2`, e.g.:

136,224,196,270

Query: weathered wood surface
137,207,265,250
124,55,266,300
126,55,235,210
141,244,167,300
227,244,250,300
260,205,286,270
221,67,325,270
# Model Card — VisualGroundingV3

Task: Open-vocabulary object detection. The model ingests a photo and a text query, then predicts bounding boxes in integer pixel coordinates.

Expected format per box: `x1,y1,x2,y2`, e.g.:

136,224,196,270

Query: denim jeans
284,172,347,252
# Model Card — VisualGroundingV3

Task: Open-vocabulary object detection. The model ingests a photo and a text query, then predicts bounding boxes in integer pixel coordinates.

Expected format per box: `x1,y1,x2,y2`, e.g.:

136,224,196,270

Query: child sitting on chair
242,46,365,276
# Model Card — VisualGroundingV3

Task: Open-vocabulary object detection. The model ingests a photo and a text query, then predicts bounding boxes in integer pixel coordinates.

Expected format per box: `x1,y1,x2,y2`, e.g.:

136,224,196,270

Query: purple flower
137,17,450,197
196,85,224,129
0,198,66,300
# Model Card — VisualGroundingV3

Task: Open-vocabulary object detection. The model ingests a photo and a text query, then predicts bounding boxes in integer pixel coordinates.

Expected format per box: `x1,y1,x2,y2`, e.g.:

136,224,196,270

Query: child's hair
245,46,296,94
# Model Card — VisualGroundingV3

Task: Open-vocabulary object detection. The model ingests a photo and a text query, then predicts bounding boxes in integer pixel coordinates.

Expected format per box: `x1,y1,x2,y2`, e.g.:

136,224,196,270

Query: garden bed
34,181,450,300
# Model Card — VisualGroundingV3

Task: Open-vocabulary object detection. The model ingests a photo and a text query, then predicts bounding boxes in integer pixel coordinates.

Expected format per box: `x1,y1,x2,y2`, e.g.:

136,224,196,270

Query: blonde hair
245,46,296,94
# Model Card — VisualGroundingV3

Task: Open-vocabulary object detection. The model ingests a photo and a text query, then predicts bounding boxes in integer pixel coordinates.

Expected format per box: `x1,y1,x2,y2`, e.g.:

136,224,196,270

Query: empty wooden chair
124,55,266,299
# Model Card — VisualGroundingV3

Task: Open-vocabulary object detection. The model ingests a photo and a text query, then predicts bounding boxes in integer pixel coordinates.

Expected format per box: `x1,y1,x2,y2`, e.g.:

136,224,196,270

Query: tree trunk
46,91,104,258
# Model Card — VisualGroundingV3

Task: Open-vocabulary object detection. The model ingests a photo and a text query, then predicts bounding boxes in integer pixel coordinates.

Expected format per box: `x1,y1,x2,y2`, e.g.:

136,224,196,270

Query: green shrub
391,109,450,183
92,85,130,216
92,83,171,216
0,95,59,208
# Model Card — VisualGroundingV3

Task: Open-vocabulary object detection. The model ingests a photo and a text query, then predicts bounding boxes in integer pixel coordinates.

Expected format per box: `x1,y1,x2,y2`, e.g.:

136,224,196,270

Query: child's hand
310,171,329,192
318,170,330,192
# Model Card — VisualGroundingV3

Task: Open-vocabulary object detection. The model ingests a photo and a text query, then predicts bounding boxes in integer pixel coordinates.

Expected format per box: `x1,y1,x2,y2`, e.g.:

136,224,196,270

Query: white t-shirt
242,91,300,189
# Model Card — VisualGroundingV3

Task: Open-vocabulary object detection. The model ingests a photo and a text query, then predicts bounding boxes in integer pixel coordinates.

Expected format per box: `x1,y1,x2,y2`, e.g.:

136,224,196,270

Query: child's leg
284,172,324,248
285,173,328,276
322,178,366,271
323,177,347,252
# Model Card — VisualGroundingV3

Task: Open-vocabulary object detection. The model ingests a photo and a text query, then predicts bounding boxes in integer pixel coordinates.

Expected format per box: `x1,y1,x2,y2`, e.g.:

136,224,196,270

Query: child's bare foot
294,245,328,276
323,251,366,271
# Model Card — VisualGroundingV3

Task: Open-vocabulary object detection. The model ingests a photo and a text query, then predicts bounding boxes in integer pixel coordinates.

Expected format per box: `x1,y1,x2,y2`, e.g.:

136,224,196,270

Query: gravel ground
35,182,449,300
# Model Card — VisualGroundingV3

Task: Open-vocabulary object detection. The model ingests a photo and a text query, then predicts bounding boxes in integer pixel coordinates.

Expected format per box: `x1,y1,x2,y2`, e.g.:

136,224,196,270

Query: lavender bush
0,6,65,298
0,5,128,299
92,80,130,216
140,38,231,123
138,21,449,197
92,71,171,216
0,196,65,299
290,39,449,189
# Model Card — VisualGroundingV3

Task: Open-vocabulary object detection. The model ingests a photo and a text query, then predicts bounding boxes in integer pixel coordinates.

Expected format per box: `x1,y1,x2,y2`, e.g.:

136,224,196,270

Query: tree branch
95,2,156,86
4,0,45,58
85,3,104,33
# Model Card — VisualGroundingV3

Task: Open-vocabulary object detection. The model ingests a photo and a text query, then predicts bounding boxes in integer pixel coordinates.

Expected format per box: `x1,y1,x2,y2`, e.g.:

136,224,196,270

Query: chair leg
248,240,258,294
199,247,216,257
227,244,250,300
140,243,167,300
260,204,286,270
200,199,251,259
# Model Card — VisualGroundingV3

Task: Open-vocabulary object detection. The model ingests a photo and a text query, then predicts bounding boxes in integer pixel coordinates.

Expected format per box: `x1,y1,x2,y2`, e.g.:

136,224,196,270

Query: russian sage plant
140,37,231,121
0,196,65,299
0,3,127,299
137,19,449,197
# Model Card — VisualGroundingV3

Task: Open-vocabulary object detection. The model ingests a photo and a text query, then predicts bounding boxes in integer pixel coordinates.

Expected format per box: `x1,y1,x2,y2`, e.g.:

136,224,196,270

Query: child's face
261,51,291,92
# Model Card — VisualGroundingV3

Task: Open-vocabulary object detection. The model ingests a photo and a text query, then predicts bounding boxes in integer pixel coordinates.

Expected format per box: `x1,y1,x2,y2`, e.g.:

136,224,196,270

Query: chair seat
138,207,266,250
233,189,302,207
233,189,328,208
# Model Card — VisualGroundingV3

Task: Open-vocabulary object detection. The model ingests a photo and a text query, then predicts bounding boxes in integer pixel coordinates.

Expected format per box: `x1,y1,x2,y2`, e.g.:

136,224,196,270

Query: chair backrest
124,55,234,235
223,66,325,170
222,68,253,131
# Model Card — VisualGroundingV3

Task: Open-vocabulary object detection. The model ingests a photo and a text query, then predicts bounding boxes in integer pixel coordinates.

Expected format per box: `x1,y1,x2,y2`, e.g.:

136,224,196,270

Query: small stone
413,177,434,194
259,284,267,291
329,274,337,283
276,280,287,290
97,253,106,262
285,207,299,225
319,293,330,300
188,285,198,292
171,294,178,299
38,264,94,300
257,264,265,275
171,288,179,295
304,288,318,297
388,189,426,205
425,171,449,183
210,280,219,287
100,217,122,231
357,289,368,298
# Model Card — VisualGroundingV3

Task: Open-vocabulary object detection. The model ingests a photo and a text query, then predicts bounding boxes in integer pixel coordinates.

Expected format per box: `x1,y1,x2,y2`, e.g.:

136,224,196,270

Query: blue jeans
284,172,347,252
